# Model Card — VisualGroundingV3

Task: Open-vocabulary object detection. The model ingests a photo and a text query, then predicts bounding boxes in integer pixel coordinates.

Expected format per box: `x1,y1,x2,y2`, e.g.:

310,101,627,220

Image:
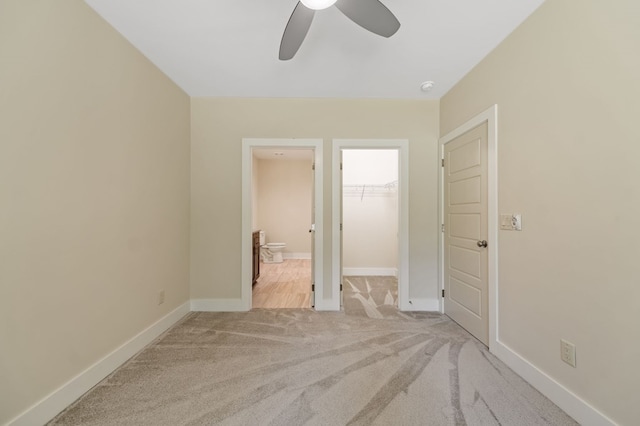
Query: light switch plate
500,215,514,230
500,214,522,231
513,214,522,231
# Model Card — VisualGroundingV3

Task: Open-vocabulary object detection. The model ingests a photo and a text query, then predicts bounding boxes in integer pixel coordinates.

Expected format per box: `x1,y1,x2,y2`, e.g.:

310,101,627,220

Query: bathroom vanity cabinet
252,231,260,285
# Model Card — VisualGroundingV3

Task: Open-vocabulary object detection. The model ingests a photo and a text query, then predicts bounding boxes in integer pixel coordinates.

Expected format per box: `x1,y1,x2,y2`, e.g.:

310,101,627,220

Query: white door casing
439,105,498,349
310,160,316,307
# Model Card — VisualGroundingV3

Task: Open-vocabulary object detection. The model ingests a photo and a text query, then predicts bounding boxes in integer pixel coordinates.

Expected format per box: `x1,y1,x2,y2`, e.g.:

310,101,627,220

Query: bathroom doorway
241,138,323,311
341,149,399,317
252,148,313,308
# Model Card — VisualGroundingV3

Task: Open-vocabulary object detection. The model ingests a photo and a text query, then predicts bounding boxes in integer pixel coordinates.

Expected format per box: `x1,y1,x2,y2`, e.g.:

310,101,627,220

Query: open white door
443,122,489,345
310,161,316,307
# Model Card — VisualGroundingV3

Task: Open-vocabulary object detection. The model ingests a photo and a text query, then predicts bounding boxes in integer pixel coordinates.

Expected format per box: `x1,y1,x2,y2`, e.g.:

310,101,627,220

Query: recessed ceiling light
420,81,435,92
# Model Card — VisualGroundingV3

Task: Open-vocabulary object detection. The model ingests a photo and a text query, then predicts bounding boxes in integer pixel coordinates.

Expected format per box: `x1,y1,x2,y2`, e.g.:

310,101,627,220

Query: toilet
259,231,286,264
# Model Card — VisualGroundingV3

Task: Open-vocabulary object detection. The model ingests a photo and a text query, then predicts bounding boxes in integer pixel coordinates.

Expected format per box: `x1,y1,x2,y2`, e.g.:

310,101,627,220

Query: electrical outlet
158,290,165,305
560,339,576,367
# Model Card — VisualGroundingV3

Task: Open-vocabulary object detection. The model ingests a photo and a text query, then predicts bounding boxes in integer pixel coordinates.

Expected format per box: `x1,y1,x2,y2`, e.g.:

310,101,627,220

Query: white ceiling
84,0,545,99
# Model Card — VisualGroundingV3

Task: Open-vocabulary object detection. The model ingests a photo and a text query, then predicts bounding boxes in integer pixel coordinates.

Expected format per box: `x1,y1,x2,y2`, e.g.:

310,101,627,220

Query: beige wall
343,192,398,271
342,149,398,272
441,0,640,423
256,158,313,254
191,98,439,301
0,1,191,423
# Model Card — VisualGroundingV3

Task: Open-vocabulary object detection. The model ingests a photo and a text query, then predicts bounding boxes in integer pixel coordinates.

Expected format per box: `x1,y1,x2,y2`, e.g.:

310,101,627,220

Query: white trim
406,297,440,311
6,303,190,426
312,297,337,311
190,298,247,312
439,105,498,348
343,267,397,277
332,140,410,311
283,252,312,260
492,341,616,426
242,139,323,312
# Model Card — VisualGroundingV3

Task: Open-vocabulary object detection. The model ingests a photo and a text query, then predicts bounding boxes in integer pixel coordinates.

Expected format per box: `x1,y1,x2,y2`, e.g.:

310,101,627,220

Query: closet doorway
332,139,409,312
342,149,399,317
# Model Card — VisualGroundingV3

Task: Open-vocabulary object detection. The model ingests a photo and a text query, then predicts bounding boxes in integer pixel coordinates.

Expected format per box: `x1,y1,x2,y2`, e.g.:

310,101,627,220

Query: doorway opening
332,139,409,312
341,149,399,317
242,139,323,311
252,148,314,308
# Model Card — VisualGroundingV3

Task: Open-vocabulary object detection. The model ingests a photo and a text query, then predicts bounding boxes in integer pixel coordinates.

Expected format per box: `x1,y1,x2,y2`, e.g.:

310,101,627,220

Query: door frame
439,105,498,349
332,139,410,311
241,138,323,310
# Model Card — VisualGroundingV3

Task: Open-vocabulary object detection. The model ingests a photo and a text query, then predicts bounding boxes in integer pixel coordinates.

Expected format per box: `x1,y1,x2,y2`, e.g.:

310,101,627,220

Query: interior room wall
191,99,439,302
0,1,191,423
342,150,398,274
440,0,639,423
256,158,313,256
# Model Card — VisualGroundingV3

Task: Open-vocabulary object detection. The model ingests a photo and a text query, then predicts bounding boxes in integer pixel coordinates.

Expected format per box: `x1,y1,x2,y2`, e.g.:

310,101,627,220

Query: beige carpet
49,299,577,425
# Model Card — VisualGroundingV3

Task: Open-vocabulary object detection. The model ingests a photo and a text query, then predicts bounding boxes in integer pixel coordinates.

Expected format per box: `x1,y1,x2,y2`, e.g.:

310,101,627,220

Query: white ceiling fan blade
335,0,400,38
279,2,316,60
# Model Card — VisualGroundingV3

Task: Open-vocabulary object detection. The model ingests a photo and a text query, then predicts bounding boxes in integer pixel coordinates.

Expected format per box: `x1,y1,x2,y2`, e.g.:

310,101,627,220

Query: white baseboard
343,267,397,277
400,297,440,311
283,252,311,260
7,302,190,426
190,298,248,312
492,340,616,426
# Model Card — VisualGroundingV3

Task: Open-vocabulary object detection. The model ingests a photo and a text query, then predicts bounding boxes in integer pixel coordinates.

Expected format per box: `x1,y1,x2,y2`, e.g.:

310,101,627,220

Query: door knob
477,240,488,248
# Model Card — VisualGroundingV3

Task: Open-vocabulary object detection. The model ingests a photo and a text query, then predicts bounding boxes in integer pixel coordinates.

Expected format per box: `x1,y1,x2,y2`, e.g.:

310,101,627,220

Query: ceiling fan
279,0,401,60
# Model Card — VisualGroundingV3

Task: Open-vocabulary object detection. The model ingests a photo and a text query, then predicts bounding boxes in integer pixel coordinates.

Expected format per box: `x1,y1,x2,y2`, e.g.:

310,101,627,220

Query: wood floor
252,260,400,315
252,259,312,309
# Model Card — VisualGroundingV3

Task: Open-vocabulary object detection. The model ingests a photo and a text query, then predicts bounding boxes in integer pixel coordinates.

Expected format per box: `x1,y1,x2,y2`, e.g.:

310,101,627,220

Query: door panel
449,176,482,205
444,122,489,346
449,246,481,278
450,276,482,316
450,214,481,240
449,138,481,173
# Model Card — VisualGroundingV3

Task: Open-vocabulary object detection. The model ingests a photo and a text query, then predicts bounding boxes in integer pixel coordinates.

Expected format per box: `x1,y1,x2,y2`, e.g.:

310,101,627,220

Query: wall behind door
343,150,398,275
256,158,312,257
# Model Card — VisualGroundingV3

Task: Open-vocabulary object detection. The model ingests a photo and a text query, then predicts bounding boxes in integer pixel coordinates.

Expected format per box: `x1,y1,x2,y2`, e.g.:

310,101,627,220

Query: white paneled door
443,123,489,346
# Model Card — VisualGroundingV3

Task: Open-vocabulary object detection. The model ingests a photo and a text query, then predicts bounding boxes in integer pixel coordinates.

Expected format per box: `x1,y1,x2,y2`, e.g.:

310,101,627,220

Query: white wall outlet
560,339,576,367
158,290,165,305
